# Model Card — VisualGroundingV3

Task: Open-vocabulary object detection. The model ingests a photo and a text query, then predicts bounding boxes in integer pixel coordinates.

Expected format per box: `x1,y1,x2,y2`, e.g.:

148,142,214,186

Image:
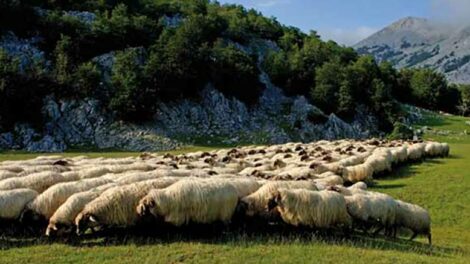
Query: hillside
0,1,465,152
355,17,470,84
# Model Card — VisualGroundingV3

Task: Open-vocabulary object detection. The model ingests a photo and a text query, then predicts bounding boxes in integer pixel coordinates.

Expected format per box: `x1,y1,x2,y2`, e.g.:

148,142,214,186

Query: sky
217,0,470,45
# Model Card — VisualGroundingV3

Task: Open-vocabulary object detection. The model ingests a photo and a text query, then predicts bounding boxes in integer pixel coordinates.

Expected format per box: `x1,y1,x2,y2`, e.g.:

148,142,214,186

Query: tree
73,62,101,98
110,49,154,121
210,41,262,104
53,34,74,85
311,61,343,113
457,84,470,116
410,69,448,110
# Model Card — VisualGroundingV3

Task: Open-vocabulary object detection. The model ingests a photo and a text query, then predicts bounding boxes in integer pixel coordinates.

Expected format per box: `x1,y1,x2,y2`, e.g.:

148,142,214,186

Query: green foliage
410,69,449,110
388,122,414,140
73,62,101,98
210,40,262,104
110,49,154,121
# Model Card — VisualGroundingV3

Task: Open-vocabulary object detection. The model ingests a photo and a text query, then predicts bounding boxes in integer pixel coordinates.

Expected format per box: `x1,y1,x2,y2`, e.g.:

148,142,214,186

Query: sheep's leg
409,231,418,241
427,233,432,246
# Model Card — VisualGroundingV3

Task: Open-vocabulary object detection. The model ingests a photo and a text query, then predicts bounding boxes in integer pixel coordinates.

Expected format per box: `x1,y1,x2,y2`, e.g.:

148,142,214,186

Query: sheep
349,181,368,190
266,189,352,230
0,166,24,173
217,178,263,198
313,175,344,189
137,180,239,226
407,143,426,161
105,163,155,174
343,193,397,235
0,189,38,220
115,170,172,184
237,181,318,218
342,163,373,183
17,165,70,177
0,170,18,181
75,178,179,234
0,171,79,193
21,177,115,223
364,148,392,174
390,146,408,165
45,183,117,236
394,200,432,245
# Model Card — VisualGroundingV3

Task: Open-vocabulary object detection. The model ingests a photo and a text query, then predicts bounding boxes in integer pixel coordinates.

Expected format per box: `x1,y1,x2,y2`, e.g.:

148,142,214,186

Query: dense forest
0,0,468,134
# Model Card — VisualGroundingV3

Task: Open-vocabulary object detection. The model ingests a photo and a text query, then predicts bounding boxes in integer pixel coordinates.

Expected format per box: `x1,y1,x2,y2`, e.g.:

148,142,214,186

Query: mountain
355,17,470,84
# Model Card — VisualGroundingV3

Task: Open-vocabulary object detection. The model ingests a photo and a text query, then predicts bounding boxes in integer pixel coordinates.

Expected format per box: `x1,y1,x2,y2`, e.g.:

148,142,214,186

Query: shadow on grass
0,224,463,258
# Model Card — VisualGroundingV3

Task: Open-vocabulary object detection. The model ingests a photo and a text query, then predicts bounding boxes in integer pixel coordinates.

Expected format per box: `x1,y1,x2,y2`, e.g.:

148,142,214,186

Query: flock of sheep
0,139,449,245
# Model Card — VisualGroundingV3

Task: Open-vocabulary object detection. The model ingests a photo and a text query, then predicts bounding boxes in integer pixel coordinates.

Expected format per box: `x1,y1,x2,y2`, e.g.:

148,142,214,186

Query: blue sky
217,0,469,45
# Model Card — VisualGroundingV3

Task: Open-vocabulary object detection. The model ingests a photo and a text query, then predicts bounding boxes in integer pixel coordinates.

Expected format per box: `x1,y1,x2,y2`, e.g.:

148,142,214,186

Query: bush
388,122,414,140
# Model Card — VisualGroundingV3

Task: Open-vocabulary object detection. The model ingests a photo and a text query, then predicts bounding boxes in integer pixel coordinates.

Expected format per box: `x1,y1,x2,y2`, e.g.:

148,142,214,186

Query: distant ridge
354,17,470,84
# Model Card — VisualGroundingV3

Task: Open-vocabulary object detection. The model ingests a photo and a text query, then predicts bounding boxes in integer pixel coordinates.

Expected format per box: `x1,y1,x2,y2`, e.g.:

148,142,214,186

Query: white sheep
394,200,432,244
0,170,18,181
344,193,397,234
137,180,239,226
342,163,373,183
0,171,79,193
267,189,352,229
45,183,116,236
0,189,38,220
22,177,115,221
407,143,426,161
238,181,318,218
75,178,179,234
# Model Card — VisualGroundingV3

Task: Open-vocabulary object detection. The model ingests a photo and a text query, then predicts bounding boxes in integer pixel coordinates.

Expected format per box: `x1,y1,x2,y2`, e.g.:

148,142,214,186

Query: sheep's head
136,198,155,218
75,213,101,236
236,198,257,217
45,222,71,237
267,191,282,211
19,208,46,227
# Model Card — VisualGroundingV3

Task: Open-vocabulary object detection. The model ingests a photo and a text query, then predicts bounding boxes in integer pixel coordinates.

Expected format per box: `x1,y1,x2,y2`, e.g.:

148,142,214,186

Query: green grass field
0,114,469,264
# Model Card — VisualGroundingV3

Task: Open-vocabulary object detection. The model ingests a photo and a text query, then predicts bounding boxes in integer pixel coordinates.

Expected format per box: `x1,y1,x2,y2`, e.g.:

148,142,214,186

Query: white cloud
254,0,291,8
318,26,378,46
431,0,470,24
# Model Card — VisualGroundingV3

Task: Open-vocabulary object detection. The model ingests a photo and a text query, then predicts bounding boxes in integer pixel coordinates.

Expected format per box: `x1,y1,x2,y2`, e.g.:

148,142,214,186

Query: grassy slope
0,114,469,263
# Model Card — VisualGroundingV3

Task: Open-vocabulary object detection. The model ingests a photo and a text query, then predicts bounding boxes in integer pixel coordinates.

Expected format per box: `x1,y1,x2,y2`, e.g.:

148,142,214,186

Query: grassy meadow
0,114,469,264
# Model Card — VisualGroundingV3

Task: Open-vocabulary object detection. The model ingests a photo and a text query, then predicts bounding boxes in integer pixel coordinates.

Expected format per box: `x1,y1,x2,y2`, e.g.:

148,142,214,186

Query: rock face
0,78,379,152
0,31,380,152
355,17,470,84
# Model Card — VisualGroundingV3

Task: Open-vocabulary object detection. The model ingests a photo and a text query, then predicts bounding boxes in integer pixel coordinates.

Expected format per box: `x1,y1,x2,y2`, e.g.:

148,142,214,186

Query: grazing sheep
137,180,239,226
314,175,344,189
218,178,263,198
407,143,426,161
75,178,178,234
0,171,79,193
365,148,392,174
267,189,352,229
349,181,368,190
17,165,70,177
343,193,397,234
390,146,408,165
45,183,117,236
394,200,432,245
237,181,318,218
0,170,18,181
0,189,38,220
342,163,373,183
22,177,115,222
